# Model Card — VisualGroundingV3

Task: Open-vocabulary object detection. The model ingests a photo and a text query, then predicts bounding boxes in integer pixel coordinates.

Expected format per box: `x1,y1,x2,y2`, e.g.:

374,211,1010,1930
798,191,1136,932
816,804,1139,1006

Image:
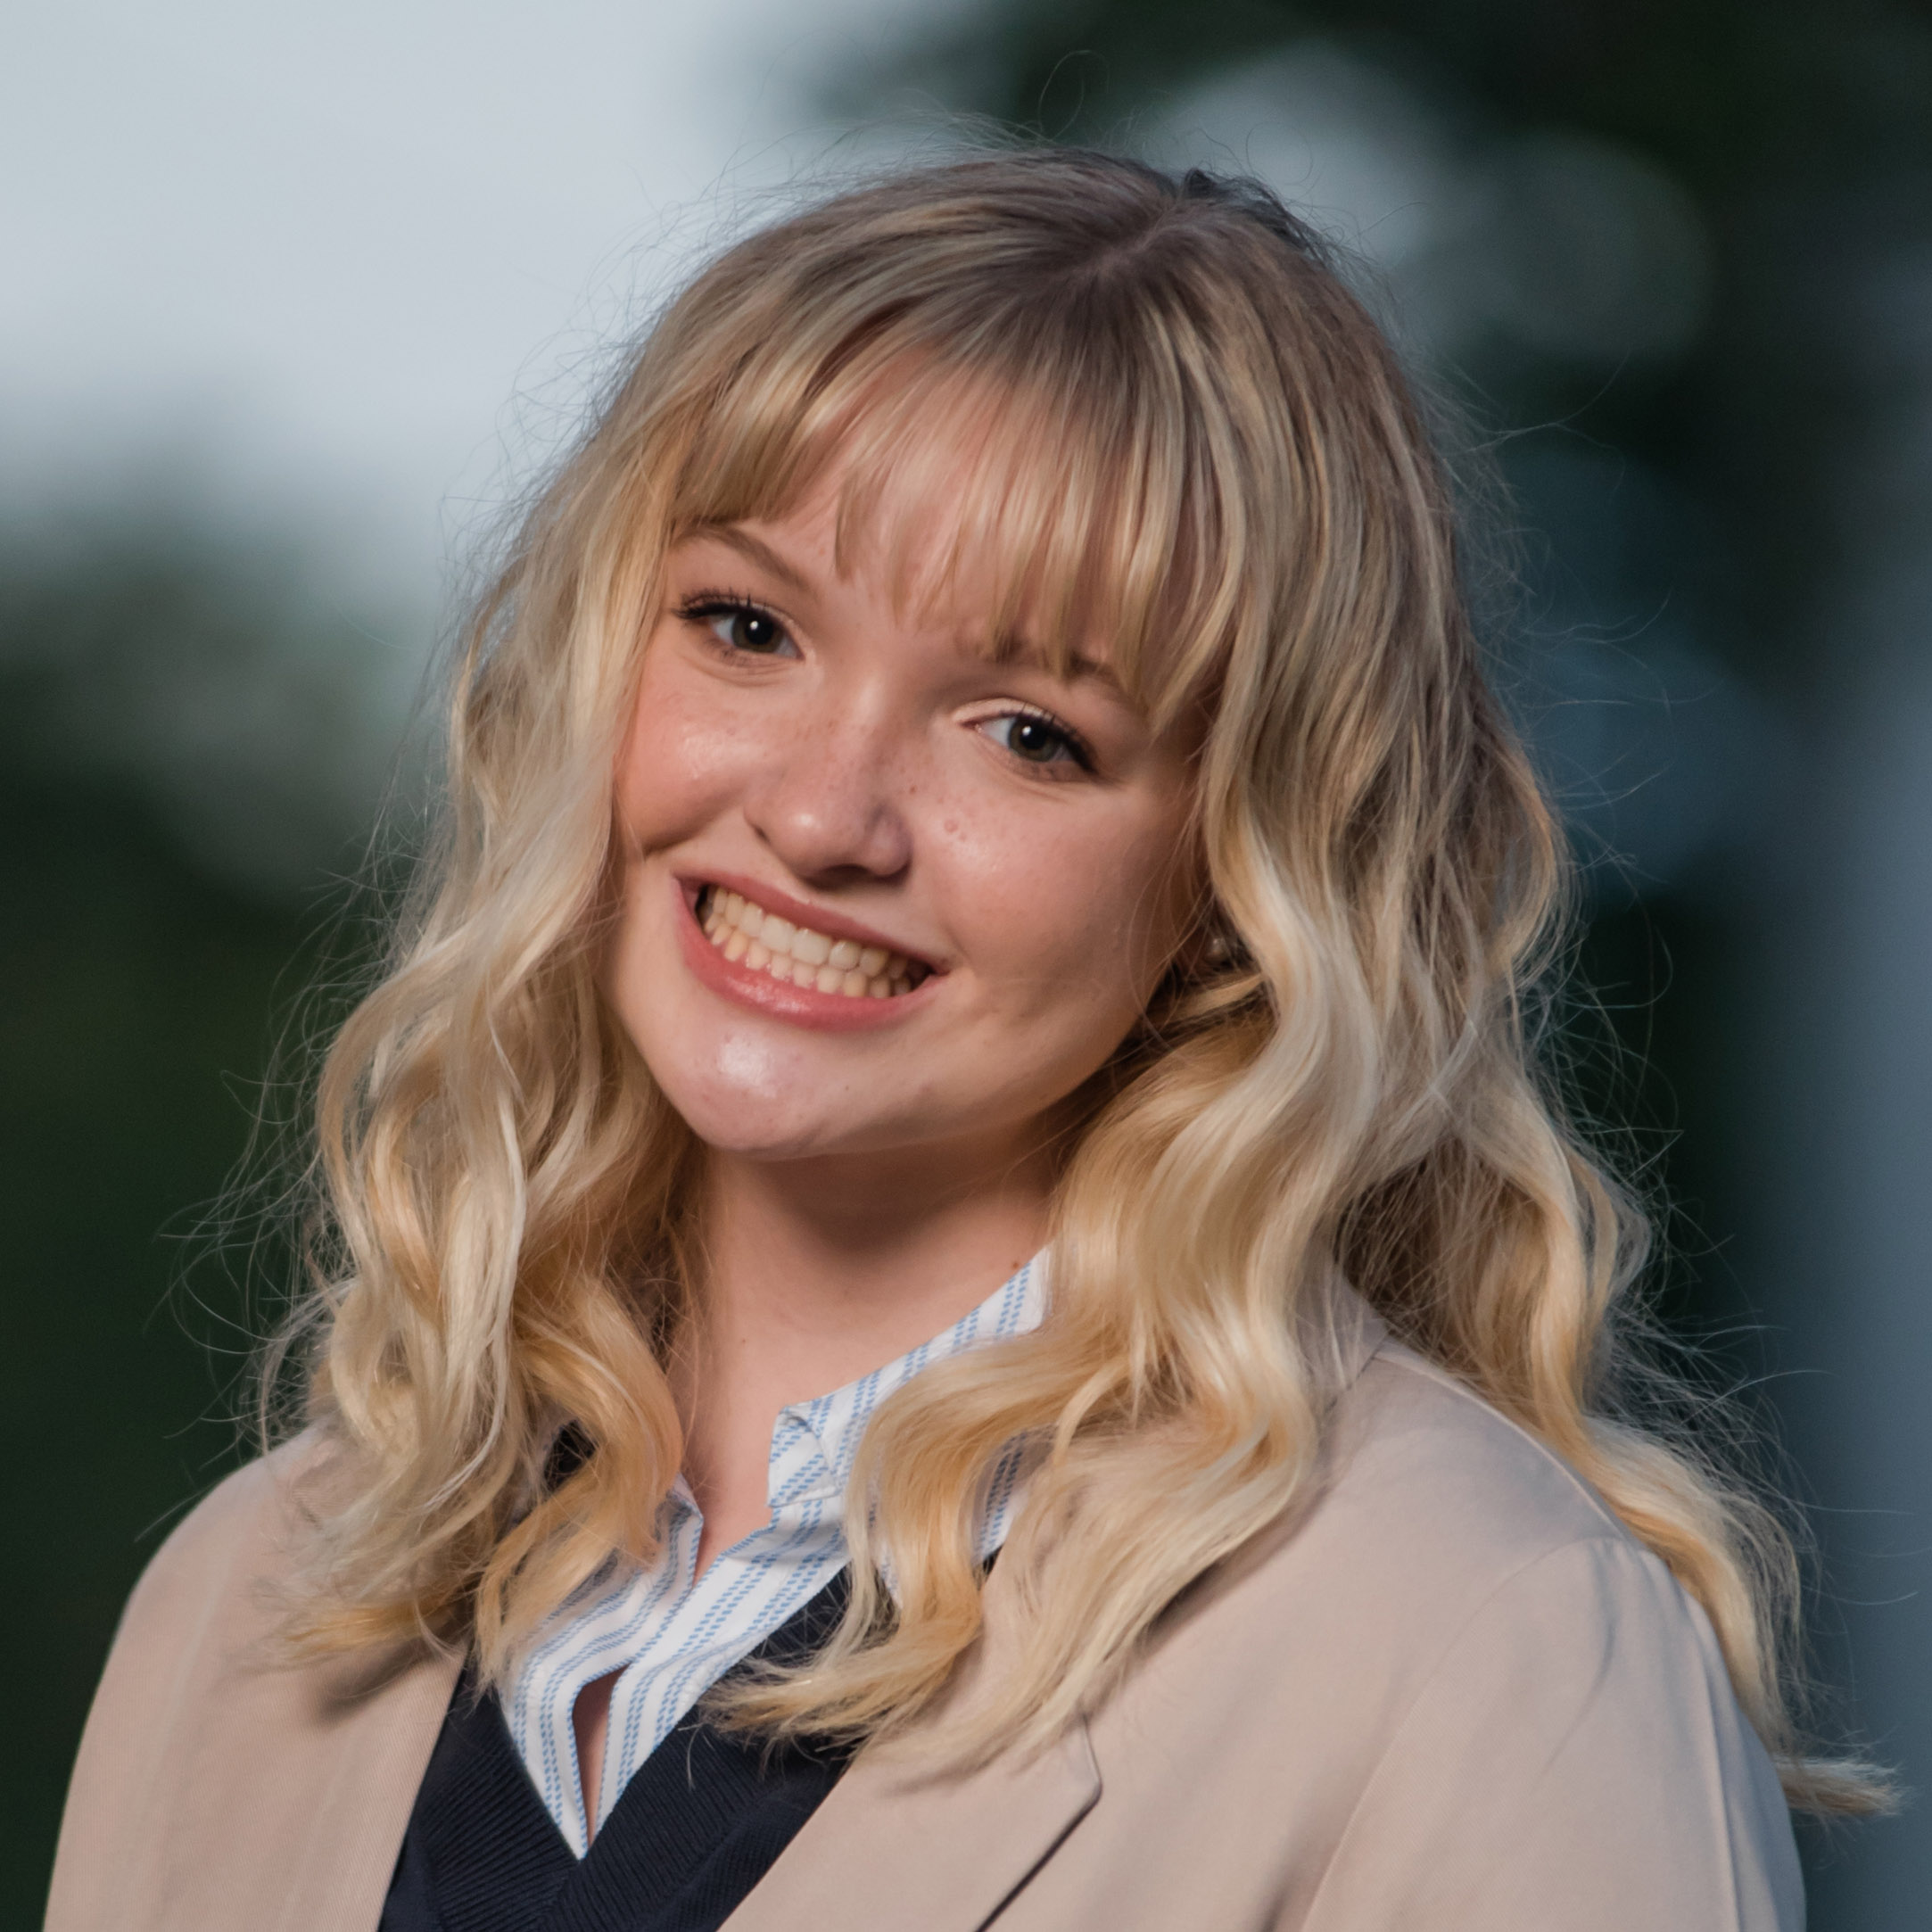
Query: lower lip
673,884,938,1032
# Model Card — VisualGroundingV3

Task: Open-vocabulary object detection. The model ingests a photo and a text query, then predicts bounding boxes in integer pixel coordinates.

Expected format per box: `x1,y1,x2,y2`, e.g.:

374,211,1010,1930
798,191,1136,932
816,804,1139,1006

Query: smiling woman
46,152,1880,1932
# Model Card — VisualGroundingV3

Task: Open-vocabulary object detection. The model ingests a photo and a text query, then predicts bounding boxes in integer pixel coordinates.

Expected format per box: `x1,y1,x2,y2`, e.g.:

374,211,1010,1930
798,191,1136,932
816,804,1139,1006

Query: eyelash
673,590,1095,775
978,703,1096,775
676,590,795,658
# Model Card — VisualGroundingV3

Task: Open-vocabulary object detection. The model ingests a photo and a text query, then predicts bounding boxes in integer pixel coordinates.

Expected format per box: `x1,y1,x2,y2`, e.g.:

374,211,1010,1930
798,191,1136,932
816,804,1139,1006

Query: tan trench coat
45,1321,1803,1930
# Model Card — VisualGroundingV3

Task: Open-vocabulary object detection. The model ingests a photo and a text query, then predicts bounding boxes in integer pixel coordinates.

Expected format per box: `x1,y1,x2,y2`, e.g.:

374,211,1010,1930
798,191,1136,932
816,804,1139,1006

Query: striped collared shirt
505,1255,1047,1856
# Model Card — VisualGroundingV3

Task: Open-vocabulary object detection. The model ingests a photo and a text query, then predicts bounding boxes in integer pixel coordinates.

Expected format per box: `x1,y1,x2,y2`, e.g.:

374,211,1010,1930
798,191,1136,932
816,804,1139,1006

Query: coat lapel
719,1486,1106,1932
721,1715,1101,1932
269,1646,466,1932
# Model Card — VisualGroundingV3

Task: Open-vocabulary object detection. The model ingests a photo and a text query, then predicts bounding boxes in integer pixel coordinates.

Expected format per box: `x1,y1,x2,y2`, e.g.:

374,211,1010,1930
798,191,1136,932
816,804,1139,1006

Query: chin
672,1102,830,1160
642,1054,847,1160
645,1054,950,1164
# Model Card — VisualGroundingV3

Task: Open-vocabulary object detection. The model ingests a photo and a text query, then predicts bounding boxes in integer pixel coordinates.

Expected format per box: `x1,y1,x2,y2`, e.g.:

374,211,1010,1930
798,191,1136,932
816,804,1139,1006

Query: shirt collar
710,1251,1050,1517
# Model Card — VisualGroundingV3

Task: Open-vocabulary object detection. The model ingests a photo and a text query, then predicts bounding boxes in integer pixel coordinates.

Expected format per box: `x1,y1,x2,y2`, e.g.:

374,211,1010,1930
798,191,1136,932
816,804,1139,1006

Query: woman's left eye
977,710,1092,771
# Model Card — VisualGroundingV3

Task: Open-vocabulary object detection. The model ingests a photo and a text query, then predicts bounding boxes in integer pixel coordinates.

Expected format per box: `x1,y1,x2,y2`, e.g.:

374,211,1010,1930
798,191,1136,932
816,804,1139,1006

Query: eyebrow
995,632,1129,698
681,524,813,597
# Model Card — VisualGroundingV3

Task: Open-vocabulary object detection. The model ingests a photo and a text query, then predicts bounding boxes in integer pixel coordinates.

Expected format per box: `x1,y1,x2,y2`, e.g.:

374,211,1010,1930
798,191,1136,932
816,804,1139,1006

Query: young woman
46,151,1876,1932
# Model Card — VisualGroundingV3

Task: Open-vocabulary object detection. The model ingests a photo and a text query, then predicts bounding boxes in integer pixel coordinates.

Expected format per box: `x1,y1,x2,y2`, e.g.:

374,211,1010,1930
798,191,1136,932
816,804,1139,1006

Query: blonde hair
281,149,1878,1811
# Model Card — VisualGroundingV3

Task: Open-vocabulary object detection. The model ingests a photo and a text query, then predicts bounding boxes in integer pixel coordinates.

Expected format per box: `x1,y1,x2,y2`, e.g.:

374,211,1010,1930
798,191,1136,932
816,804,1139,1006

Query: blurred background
4,0,1928,1922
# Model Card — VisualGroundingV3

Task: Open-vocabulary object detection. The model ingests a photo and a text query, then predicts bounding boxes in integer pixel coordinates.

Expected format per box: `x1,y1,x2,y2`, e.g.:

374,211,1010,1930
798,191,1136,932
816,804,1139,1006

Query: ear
1169,896,1244,985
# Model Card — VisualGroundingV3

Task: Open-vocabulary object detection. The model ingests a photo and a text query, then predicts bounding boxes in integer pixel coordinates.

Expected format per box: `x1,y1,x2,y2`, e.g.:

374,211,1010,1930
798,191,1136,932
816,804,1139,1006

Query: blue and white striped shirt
505,1255,1047,1856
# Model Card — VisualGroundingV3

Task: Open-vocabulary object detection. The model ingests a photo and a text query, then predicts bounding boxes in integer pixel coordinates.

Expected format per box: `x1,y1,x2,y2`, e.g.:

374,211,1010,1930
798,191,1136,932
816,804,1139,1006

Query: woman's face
605,462,1202,1173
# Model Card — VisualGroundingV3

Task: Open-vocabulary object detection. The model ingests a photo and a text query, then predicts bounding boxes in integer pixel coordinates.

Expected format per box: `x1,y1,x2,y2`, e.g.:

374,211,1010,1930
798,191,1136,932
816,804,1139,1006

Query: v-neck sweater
379,1577,855,1932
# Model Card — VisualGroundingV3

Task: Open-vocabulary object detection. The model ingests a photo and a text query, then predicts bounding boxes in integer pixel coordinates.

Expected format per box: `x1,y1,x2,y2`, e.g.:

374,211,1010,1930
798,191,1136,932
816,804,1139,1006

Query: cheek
614,649,755,847
944,797,1195,1023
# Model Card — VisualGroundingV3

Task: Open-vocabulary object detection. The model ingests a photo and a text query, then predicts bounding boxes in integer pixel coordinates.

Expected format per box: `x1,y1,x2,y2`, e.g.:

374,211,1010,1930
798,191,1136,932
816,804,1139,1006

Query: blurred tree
846,0,1932,697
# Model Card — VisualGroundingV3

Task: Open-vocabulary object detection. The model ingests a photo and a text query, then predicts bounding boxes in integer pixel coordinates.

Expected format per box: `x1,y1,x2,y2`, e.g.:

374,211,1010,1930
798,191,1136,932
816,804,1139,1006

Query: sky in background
0,0,964,610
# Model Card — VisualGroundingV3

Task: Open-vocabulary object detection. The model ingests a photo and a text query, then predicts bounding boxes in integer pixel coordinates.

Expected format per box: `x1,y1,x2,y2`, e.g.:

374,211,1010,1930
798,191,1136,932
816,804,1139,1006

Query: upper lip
686,871,944,971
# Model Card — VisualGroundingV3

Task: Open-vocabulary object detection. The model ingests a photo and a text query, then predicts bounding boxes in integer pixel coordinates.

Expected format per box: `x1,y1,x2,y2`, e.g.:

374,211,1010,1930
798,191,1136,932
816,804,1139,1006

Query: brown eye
1009,716,1064,761
979,711,1090,770
721,607,786,654
682,598,797,658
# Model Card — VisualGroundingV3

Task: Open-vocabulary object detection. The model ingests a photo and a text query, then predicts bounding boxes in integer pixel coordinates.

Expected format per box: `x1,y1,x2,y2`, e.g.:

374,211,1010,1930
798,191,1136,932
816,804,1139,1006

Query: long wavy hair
279,149,1878,1811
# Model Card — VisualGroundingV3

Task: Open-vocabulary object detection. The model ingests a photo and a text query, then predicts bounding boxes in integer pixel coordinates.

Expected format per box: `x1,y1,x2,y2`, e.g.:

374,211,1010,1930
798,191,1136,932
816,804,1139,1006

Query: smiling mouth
696,885,933,1000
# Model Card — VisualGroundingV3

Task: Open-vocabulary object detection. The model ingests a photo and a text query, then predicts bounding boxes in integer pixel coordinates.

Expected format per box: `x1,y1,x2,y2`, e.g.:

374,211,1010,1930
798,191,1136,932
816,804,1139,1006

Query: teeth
698,887,925,1001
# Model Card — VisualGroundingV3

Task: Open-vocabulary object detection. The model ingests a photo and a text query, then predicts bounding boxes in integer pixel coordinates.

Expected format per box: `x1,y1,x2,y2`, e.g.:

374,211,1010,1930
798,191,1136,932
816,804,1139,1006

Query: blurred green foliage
0,786,294,1926
0,533,388,1928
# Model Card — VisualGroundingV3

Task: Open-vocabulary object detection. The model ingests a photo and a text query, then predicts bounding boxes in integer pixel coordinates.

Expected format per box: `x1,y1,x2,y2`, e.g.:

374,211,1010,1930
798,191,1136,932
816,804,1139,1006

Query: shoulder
1164,1338,1649,1678
130,1432,323,1594
54,1430,340,1817
1292,1347,1801,1924
1064,1340,1801,1928
1327,1340,1628,1564
1300,1343,1774,1743
1229,1338,1767,1732
106,1430,334,1672
1294,1334,1718,1723
1312,1343,1768,1697
47,1430,460,1932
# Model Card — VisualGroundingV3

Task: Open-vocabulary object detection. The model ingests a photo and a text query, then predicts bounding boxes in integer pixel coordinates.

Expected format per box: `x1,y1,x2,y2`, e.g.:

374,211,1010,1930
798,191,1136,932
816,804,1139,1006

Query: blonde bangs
663,290,1243,730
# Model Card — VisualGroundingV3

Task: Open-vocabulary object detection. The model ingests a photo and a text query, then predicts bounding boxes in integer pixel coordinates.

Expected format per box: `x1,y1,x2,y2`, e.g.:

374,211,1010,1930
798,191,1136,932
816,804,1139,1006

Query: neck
671,1130,1053,1572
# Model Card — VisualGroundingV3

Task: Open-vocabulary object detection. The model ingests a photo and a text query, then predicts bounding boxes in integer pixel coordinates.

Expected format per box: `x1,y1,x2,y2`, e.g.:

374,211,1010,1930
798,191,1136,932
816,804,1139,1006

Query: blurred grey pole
1756,245,1932,1923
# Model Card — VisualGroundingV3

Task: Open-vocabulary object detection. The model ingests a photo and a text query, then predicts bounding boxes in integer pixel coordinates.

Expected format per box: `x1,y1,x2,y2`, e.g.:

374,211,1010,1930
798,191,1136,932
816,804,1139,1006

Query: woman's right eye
681,598,797,658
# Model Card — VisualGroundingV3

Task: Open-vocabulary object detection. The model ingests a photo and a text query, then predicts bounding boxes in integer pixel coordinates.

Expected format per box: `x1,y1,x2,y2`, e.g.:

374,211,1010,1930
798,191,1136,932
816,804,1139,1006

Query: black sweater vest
378,1575,855,1932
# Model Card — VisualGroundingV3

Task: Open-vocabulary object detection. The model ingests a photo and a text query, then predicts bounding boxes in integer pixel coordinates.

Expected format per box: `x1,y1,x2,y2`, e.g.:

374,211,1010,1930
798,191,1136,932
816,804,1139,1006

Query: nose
740,693,915,885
